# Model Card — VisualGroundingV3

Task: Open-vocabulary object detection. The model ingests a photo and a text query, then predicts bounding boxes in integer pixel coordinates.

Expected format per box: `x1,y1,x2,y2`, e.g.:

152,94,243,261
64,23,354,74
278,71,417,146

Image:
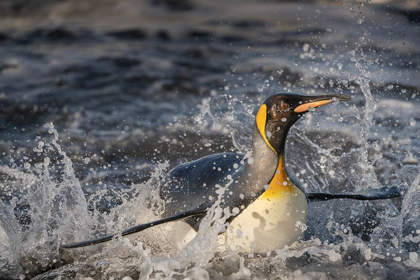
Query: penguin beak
293,94,351,113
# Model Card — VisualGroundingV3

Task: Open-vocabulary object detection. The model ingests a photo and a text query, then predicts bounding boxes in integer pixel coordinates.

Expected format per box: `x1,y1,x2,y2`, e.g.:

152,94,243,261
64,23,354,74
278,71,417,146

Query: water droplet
409,252,418,262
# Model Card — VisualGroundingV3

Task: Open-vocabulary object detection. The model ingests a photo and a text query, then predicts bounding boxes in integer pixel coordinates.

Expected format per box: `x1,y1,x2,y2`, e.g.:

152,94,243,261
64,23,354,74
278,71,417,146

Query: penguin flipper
307,186,401,201
60,206,208,249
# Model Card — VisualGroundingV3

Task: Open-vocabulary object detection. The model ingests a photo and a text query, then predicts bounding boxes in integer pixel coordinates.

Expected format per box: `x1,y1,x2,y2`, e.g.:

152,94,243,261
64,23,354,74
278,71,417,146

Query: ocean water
0,0,420,279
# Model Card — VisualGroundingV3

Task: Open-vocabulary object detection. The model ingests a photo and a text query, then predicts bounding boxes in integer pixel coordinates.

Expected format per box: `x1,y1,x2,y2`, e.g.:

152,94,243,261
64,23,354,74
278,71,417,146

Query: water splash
0,201,22,279
205,94,254,153
1,85,419,279
400,170,420,252
0,98,419,279
0,123,91,278
0,123,236,278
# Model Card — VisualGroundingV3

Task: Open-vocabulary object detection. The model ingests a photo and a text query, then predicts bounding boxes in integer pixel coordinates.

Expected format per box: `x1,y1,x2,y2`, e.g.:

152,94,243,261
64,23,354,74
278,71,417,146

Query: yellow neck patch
256,104,276,154
260,155,295,199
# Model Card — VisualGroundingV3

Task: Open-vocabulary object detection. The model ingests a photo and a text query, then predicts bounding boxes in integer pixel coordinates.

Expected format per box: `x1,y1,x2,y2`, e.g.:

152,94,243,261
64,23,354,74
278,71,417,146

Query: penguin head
255,93,351,154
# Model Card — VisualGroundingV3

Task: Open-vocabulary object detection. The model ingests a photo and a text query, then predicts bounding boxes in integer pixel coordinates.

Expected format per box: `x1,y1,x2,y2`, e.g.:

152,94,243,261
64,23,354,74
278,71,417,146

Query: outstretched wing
60,205,209,249
306,186,401,201
285,166,401,201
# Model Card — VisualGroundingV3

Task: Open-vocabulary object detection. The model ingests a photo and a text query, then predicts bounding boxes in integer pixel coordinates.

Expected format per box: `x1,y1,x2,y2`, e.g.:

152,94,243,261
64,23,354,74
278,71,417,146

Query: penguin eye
269,102,290,119
277,102,289,112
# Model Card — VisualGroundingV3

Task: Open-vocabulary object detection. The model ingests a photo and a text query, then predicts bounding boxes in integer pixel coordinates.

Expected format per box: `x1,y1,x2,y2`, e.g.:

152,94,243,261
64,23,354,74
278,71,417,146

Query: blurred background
1,0,420,279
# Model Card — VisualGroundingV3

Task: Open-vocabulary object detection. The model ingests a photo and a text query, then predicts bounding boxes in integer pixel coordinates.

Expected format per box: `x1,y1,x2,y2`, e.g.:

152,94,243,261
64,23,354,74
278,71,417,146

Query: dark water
0,0,420,279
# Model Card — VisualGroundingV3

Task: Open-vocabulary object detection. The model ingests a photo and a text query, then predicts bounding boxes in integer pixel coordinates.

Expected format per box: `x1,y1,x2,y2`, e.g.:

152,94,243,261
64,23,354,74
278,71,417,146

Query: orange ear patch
294,100,332,113
256,104,276,154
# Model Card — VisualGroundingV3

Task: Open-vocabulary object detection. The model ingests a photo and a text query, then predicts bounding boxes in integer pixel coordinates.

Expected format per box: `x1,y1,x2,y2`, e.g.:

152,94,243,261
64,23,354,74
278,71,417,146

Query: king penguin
61,93,400,252
158,93,348,253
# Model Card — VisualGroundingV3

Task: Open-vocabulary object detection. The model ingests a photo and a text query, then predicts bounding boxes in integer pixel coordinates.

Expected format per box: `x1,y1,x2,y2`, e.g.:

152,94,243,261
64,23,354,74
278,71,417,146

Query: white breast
221,187,307,253
221,155,308,254
157,187,306,254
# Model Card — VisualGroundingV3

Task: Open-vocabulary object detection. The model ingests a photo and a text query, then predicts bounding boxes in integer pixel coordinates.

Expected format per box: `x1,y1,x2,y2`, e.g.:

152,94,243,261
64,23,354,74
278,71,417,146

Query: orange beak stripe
294,100,333,113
